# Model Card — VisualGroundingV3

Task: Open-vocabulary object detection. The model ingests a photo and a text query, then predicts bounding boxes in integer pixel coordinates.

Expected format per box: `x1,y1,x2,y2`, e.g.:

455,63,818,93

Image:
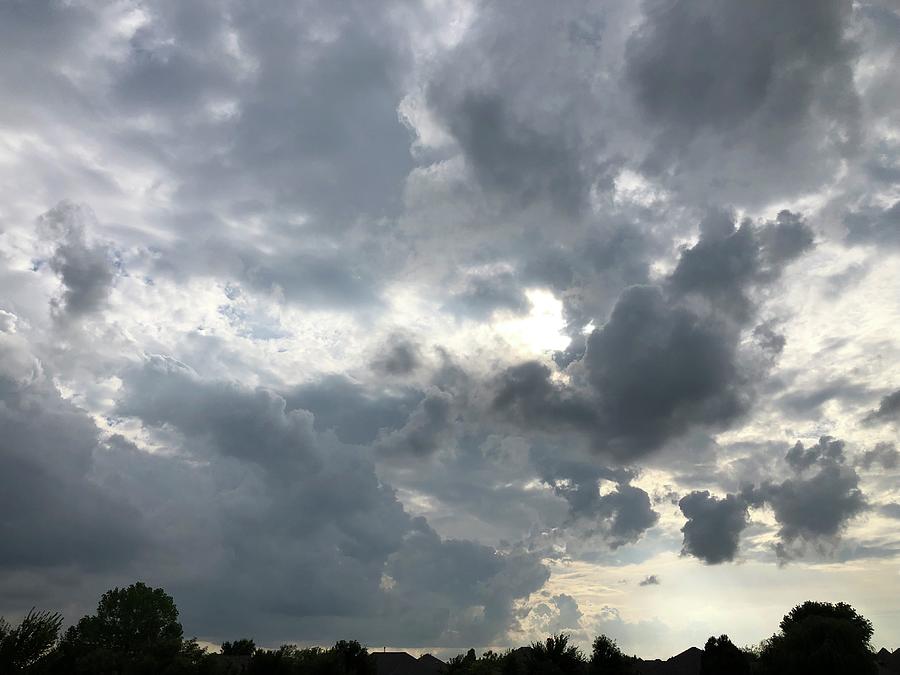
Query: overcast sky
2,0,900,660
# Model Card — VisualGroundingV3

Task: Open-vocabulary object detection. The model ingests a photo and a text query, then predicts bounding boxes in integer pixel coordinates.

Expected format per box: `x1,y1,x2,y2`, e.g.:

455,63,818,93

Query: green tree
56,582,202,675
221,639,256,656
0,609,63,673
759,601,877,675
331,640,375,675
700,635,749,675
528,634,585,675
588,634,630,675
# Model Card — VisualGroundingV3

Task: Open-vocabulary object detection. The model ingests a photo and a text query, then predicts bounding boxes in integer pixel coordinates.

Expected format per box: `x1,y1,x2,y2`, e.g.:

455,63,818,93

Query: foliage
589,634,631,675
222,638,256,656
1,585,889,675
700,635,750,675
528,634,585,675
758,601,877,675
55,581,201,675
0,609,63,672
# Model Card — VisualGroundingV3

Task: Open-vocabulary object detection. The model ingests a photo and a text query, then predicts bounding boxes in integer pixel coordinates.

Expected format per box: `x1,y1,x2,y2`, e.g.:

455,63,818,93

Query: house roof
372,651,446,675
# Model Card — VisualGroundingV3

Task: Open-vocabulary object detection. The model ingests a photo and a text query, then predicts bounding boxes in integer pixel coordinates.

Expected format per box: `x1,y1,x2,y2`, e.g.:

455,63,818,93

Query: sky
1,0,900,661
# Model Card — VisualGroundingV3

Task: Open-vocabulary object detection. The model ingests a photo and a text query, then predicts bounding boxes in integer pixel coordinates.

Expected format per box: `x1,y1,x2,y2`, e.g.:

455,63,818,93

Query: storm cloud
494,210,812,461
2,0,900,654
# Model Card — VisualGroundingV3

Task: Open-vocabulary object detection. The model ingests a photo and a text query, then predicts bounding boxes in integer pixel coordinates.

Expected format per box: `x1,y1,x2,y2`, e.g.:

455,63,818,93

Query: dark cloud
444,270,531,319
625,0,859,203
110,356,548,645
583,284,747,457
0,364,144,572
760,462,867,559
424,2,609,215
785,436,846,473
776,378,872,418
677,438,870,565
427,90,591,214
493,210,812,461
531,453,658,549
638,575,660,586
36,202,116,320
679,491,750,564
845,201,900,247
863,389,900,424
376,389,454,459
372,336,422,376
857,442,899,471
668,209,814,322
286,375,422,446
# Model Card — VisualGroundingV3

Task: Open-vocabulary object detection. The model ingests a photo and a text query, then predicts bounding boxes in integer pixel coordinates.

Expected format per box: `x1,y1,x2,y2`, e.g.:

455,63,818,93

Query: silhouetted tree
55,582,202,675
588,634,630,675
222,639,256,656
758,601,877,675
331,640,375,675
700,635,749,675
0,609,63,673
528,634,585,675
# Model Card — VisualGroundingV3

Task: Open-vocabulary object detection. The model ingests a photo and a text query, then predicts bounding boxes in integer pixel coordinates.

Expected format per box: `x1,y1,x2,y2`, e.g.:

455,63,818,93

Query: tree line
0,581,883,675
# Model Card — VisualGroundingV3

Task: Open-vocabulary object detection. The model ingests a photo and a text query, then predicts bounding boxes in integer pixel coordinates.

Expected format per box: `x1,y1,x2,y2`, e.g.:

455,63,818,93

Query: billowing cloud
2,0,900,654
679,491,750,565
864,389,900,425
36,202,116,321
494,211,812,461
372,336,422,376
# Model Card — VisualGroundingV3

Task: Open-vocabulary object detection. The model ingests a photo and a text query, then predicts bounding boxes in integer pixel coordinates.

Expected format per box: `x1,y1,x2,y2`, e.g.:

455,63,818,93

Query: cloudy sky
2,0,900,659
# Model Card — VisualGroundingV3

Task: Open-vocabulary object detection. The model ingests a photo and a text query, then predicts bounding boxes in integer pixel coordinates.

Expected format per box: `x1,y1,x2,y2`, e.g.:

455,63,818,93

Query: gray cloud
376,389,454,459
0,362,144,572
286,375,422,446
858,442,899,470
785,436,846,473
679,491,750,564
444,270,531,319
679,438,869,565
36,202,116,320
760,462,867,559
668,209,814,322
638,575,660,586
776,378,872,418
372,336,422,376
494,210,812,461
846,201,900,247
531,452,658,549
113,356,547,645
864,389,900,424
625,0,859,204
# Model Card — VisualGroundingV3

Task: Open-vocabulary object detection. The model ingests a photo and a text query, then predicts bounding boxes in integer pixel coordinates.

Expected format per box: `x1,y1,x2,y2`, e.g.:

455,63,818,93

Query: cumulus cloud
679,491,750,564
858,442,899,470
494,210,812,461
0,343,144,572
376,389,455,459
678,438,869,565
372,336,422,376
864,389,900,424
36,202,116,321
760,462,867,562
625,0,859,203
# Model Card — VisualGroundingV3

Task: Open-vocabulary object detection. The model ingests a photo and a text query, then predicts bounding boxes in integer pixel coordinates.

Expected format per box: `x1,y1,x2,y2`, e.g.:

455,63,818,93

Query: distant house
372,651,447,675
632,647,702,675
876,647,900,674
